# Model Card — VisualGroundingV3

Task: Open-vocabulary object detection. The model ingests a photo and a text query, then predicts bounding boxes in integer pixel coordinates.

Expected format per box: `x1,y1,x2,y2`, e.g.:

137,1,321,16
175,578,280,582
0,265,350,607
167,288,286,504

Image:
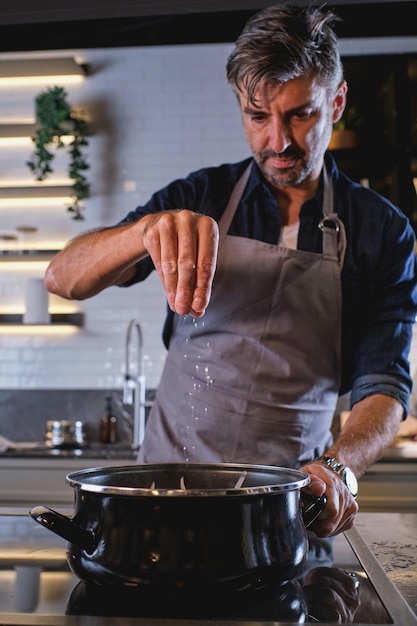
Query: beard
254,124,333,188
257,148,315,188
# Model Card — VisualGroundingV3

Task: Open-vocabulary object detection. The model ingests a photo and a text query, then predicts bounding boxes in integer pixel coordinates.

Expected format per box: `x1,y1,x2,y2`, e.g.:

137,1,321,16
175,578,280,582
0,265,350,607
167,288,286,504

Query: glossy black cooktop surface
0,511,414,624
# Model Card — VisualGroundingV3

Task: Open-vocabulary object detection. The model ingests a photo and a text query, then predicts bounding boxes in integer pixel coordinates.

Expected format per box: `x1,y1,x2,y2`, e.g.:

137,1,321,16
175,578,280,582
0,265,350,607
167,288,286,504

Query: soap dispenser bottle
100,396,118,444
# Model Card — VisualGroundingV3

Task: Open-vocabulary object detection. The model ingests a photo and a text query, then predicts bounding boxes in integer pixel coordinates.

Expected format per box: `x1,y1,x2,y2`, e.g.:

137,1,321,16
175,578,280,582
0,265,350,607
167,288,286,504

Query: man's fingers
144,212,179,311
190,220,219,315
174,211,199,315
143,210,218,316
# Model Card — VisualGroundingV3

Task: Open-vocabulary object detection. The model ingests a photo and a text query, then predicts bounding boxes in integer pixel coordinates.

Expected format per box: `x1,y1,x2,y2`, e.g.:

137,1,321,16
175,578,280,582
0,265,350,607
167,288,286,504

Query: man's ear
332,80,348,124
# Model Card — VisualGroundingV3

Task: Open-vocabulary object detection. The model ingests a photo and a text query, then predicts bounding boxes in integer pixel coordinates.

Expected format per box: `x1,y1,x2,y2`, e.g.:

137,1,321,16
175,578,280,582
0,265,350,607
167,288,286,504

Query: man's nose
269,119,292,153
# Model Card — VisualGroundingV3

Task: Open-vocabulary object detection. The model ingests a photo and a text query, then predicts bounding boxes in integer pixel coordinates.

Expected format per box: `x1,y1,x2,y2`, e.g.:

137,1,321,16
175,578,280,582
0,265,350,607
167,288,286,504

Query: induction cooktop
0,510,415,625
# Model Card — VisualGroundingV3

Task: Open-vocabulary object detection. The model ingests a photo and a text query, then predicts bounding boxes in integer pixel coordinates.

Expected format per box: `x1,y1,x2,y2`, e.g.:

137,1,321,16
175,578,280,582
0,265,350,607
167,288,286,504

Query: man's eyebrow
242,105,266,114
243,102,312,116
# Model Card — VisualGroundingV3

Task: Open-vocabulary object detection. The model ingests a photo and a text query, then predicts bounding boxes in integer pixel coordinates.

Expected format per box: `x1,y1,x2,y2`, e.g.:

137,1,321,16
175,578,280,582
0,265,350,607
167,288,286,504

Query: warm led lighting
0,308,80,315
0,75,84,87
0,180,70,187
0,307,25,315
0,137,32,147
0,325,79,334
0,135,73,147
0,196,73,208
0,118,34,124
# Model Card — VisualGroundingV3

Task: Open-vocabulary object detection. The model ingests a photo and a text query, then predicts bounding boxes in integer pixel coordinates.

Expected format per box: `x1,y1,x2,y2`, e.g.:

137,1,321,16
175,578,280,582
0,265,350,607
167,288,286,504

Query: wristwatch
316,456,358,498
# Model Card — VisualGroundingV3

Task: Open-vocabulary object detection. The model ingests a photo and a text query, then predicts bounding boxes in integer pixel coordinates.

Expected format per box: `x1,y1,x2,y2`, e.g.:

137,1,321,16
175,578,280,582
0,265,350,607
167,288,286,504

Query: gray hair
226,3,344,104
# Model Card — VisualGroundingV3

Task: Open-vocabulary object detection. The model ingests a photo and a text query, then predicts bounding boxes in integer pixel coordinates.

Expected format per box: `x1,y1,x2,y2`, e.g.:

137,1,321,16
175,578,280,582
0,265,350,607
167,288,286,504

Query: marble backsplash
0,389,155,446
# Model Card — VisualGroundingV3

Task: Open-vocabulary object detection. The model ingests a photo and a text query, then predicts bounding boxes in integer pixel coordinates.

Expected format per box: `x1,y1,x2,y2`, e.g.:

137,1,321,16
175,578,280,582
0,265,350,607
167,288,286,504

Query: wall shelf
0,251,60,262
0,123,36,138
0,186,73,199
0,58,86,82
0,313,83,326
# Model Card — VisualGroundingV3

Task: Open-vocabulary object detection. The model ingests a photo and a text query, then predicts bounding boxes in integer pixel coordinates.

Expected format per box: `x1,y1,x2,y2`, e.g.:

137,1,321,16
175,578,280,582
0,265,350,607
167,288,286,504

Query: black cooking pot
30,463,325,602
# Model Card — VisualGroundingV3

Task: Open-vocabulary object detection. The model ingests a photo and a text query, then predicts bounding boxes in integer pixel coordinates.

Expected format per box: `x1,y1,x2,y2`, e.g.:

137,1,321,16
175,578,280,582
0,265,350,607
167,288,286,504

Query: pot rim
66,462,310,497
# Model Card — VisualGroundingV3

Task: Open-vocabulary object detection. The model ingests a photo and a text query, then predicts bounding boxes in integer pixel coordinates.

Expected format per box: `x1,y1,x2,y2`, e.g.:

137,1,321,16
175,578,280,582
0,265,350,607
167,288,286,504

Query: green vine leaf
26,86,91,220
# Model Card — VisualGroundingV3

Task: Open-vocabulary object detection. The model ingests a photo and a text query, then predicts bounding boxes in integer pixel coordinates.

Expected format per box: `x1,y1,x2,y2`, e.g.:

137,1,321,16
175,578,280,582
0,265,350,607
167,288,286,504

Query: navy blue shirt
120,152,417,414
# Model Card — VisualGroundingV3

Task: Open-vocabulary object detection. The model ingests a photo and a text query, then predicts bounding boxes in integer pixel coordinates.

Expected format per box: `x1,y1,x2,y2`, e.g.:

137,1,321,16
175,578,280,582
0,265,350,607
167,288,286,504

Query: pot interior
66,462,309,497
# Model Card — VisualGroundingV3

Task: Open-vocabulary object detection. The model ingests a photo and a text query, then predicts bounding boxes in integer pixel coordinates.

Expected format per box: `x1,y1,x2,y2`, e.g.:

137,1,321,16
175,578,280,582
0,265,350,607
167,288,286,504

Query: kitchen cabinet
331,54,417,230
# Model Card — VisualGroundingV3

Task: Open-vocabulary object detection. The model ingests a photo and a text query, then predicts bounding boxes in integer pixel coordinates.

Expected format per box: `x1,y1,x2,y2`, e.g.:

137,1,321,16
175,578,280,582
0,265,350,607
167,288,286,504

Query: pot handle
29,505,96,553
301,494,327,528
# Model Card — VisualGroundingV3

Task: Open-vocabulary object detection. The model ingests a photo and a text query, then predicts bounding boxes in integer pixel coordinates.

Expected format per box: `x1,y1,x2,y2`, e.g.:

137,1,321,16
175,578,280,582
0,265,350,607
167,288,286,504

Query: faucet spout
123,319,146,449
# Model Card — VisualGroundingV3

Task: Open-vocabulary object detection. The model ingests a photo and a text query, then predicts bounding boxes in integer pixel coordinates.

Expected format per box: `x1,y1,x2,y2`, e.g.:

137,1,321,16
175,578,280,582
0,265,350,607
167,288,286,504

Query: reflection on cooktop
64,566,391,623
66,578,308,620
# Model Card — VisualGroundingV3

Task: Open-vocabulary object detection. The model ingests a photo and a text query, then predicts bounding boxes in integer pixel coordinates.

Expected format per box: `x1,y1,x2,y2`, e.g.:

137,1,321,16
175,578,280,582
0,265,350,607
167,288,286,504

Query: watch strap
317,456,344,473
316,455,358,498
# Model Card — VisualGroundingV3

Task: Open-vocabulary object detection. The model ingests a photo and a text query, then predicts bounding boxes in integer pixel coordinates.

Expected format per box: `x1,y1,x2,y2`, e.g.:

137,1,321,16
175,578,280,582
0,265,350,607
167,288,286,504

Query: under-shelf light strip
0,135,73,147
0,76,84,86
0,325,79,334
0,197,73,208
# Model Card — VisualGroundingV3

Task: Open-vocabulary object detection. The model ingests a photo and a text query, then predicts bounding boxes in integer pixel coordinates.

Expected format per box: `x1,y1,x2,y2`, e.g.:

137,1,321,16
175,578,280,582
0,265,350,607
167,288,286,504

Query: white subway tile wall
0,44,248,390
1,44,417,395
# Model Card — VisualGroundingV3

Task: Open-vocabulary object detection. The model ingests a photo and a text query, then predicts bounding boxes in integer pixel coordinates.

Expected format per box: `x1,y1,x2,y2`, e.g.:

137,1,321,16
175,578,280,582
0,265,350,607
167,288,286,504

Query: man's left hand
300,462,358,537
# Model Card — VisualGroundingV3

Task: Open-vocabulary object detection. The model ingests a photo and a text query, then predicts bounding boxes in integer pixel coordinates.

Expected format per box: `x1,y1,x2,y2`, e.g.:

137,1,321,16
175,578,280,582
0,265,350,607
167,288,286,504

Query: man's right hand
142,209,219,317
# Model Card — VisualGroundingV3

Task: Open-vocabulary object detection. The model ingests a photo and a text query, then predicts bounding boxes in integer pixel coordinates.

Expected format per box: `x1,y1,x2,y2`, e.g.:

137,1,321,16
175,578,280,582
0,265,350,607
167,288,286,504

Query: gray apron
138,164,346,468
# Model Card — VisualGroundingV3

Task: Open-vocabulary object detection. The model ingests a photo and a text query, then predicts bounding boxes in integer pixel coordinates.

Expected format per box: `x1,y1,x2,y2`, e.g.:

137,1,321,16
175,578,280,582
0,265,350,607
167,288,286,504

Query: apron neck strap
219,163,252,236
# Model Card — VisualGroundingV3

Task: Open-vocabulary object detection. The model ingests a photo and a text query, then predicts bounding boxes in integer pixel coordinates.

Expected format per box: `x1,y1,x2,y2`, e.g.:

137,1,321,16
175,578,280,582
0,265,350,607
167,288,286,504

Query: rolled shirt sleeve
350,373,412,418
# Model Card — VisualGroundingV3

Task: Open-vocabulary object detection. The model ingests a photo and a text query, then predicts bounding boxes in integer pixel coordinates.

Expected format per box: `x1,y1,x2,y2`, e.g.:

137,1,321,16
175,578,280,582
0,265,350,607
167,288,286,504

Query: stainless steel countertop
355,512,417,615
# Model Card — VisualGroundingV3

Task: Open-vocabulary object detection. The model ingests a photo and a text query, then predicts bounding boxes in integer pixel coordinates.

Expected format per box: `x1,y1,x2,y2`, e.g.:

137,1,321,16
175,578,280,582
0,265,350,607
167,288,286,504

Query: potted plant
329,105,365,150
27,86,90,220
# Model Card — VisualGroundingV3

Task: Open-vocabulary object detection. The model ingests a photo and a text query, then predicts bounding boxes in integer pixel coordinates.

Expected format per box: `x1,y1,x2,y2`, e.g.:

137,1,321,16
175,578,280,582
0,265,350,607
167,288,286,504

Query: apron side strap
318,214,346,269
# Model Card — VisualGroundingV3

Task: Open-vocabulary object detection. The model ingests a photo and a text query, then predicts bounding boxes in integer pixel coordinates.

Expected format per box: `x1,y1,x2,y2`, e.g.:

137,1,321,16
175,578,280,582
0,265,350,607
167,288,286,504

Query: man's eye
250,114,267,122
293,110,313,121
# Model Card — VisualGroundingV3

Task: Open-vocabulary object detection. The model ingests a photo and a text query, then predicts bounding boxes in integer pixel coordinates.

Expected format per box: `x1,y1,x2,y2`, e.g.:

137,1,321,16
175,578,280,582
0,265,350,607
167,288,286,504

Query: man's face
238,74,346,189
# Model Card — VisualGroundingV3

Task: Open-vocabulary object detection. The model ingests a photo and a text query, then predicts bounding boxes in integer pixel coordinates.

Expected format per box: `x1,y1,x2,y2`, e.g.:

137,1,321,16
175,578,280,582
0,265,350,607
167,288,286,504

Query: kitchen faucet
123,319,146,449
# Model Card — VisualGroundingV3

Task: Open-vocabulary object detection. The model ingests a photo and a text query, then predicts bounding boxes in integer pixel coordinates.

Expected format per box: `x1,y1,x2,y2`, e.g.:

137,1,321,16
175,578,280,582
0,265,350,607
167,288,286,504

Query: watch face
343,468,358,498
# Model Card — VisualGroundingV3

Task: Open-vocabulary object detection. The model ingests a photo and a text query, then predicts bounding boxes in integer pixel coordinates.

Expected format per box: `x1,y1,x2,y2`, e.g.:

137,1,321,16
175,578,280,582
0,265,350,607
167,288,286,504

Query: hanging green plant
26,86,90,220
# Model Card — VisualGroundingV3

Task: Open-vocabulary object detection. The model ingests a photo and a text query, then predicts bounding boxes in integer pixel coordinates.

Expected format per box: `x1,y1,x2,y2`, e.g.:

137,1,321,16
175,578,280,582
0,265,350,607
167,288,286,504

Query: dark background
0,0,415,52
